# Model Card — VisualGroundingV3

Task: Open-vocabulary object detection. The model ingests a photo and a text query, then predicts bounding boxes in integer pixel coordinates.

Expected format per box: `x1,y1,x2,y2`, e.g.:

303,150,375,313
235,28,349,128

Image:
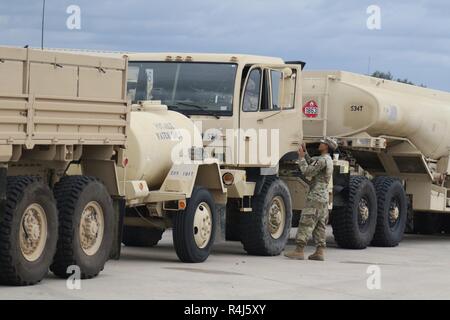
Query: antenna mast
41,0,46,49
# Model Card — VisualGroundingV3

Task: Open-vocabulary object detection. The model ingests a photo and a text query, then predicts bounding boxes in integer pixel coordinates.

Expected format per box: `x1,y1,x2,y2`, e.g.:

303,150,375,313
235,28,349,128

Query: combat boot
284,246,305,260
308,247,325,261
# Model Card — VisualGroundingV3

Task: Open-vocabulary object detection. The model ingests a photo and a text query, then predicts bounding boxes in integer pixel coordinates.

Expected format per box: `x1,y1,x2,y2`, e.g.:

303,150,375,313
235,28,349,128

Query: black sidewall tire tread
172,187,216,263
225,200,241,242
0,177,58,286
240,177,293,256
413,212,443,235
371,177,407,247
331,176,377,250
122,226,164,247
50,176,114,279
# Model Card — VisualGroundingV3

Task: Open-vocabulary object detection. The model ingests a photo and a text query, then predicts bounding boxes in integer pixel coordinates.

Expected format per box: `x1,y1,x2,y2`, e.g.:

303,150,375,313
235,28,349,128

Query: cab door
238,65,302,167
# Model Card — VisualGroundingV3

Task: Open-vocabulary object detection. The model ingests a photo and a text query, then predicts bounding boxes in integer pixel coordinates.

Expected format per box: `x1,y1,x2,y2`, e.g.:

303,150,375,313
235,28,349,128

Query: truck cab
125,53,305,257
126,53,303,168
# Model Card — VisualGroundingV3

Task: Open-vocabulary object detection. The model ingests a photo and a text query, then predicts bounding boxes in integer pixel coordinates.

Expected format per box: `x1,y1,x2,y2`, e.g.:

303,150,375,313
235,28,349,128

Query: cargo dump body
301,71,450,248
0,47,130,286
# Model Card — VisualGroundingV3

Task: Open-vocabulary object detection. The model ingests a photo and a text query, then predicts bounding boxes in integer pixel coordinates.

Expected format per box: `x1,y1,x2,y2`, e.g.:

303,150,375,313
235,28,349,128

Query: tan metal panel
29,63,78,97
0,61,24,94
78,67,123,100
0,47,128,151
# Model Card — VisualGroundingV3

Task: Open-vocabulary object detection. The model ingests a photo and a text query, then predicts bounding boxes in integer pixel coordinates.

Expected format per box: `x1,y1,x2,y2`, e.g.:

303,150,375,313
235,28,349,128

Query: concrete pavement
1,228,450,300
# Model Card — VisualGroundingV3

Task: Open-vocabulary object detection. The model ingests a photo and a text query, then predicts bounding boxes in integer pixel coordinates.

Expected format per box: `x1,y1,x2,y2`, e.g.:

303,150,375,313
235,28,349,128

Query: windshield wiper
174,102,221,119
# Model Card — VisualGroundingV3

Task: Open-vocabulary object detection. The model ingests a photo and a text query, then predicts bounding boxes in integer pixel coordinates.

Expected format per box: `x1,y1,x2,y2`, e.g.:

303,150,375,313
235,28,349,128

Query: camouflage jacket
299,153,334,204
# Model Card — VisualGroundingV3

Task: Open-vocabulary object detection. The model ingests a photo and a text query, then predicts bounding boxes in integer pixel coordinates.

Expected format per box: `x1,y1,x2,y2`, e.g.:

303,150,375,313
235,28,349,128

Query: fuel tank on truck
302,71,450,160
125,101,203,189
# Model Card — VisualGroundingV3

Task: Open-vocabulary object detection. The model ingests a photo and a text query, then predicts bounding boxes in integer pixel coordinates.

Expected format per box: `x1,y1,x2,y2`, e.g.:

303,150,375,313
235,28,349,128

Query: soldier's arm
305,153,313,164
299,157,327,178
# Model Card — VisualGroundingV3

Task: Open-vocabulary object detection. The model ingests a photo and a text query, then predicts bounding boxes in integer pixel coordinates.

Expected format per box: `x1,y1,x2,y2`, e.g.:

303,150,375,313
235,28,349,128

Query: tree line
371,71,427,88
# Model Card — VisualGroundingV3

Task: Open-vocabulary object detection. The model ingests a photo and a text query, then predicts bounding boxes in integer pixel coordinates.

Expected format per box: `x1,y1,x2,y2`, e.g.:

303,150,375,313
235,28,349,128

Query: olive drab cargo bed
0,46,129,155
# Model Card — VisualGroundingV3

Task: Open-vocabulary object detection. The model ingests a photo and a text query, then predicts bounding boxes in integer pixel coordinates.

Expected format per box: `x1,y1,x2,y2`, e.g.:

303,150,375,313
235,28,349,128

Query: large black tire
225,200,241,242
51,176,114,279
331,176,377,249
122,226,164,247
371,177,408,247
172,187,216,263
240,177,292,256
413,212,443,235
441,215,450,234
0,177,58,286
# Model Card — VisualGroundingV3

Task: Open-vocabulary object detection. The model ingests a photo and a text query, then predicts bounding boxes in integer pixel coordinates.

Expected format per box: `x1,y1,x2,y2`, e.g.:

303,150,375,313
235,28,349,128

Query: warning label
303,100,319,118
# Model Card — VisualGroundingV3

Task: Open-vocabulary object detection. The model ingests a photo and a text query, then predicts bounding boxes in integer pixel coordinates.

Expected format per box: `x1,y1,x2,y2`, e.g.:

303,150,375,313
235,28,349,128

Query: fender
159,159,227,204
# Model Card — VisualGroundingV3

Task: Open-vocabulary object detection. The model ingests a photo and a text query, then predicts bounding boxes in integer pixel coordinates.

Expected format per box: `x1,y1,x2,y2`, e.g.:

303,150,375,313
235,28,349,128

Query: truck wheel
51,176,114,279
413,212,443,235
371,177,407,247
225,200,241,241
172,187,216,263
331,176,377,249
441,216,450,234
240,177,292,256
122,226,164,247
0,177,58,286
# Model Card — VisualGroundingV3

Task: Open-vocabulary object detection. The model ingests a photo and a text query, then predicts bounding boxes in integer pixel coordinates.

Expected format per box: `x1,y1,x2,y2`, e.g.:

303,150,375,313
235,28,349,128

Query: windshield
127,62,237,116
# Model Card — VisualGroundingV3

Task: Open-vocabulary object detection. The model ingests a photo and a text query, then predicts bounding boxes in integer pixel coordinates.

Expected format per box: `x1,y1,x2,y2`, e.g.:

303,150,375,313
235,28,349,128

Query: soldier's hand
301,143,307,153
298,146,305,158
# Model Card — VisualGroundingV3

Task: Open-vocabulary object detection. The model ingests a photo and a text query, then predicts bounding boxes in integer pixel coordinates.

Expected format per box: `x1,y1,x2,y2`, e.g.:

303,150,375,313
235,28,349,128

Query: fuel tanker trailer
302,70,450,249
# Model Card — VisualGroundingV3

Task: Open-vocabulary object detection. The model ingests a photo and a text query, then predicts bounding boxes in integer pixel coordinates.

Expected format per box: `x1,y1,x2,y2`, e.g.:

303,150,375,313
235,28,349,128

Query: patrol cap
320,137,338,151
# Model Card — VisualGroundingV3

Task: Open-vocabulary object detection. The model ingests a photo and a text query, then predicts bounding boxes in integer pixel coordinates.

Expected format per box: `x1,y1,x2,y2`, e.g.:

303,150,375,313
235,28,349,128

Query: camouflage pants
295,201,329,248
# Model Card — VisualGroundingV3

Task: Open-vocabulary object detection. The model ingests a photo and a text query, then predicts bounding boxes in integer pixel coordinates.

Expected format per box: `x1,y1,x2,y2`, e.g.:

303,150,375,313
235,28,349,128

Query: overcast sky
0,0,449,90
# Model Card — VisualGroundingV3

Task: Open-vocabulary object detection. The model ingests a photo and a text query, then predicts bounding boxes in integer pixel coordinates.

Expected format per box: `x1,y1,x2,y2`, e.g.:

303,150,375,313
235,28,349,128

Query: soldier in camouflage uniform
285,137,337,261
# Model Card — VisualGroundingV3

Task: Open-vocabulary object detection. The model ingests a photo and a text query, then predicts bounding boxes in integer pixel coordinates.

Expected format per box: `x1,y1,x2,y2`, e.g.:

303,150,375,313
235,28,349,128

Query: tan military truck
126,53,303,256
125,53,450,252
0,47,226,286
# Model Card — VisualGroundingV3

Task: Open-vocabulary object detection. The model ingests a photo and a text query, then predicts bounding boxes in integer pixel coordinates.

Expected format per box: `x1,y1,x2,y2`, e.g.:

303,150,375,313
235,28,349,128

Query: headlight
222,172,235,186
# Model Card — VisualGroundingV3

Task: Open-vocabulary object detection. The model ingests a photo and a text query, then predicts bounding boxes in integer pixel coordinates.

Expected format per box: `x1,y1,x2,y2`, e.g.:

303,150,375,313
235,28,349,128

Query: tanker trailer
116,100,227,264
302,70,450,249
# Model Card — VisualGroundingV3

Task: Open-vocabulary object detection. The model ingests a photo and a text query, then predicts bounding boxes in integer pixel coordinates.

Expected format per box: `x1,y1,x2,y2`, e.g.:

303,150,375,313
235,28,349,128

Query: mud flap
215,203,226,243
0,166,6,217
110,197,126,260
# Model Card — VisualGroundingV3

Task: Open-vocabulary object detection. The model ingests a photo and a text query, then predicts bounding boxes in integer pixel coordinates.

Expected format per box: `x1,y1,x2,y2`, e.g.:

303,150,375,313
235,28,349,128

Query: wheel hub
20,204,48,262
79,201,104,256
193,202,212,249
358,198,370,225
268,196,286,239
389,201,400,225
